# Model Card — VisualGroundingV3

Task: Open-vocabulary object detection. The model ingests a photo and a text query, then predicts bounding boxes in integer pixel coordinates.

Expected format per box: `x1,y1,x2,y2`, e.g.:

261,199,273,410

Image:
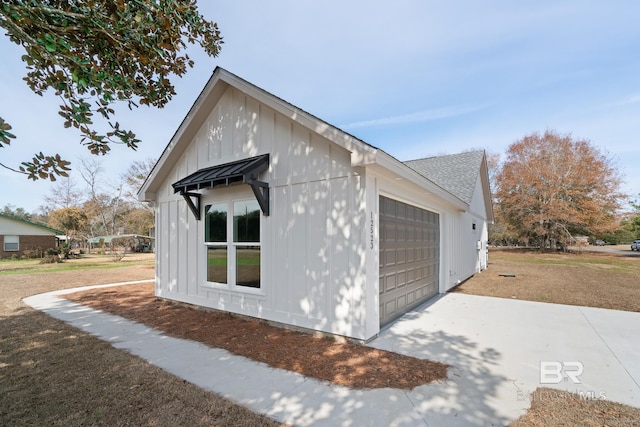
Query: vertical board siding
168,200,178,293
151,82,490,340
153,85,370,339
157,203,169,296
177,201,188,295
306,179,330,324
273,115,291,181
187,202,199,295
290,124,309,179
243,95,260,157
272,186,290,315
329,175,355,336
288,182,309,319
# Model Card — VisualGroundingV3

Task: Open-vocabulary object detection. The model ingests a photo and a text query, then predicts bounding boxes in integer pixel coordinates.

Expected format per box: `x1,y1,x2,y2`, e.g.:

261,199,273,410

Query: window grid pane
205,204,227,243
235,245,260,288
4,236,19,252
207,246,228,284
233,200,260,242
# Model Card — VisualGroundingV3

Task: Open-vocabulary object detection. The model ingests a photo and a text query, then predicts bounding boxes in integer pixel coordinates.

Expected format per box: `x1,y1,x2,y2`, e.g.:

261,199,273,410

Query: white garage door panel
379,196,439,326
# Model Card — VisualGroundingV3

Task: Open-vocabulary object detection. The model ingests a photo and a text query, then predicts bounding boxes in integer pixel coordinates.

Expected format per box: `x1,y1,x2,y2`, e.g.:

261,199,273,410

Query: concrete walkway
24,283,640,427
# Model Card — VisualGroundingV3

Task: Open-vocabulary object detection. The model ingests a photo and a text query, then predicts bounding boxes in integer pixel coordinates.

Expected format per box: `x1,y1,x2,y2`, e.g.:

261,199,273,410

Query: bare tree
78,157,127,236
122,158,156,213
45,177,82,209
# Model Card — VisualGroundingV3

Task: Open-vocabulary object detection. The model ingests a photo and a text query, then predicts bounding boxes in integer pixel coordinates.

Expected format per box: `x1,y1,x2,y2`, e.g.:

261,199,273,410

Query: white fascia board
138,68,380,202
375,151,469,212
479,155,495,223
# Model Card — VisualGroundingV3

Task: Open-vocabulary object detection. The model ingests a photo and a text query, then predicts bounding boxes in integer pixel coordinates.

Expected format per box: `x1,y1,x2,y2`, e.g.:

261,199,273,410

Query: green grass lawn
0,253,155,275
498,252,640,275
207,249,260,266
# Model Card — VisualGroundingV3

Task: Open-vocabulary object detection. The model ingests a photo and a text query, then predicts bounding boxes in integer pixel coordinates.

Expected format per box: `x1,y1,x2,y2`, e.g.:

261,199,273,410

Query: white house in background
139,67,493,341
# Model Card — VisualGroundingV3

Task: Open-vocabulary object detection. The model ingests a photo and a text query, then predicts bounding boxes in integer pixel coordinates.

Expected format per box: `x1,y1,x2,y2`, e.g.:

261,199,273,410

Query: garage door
379,196,439,326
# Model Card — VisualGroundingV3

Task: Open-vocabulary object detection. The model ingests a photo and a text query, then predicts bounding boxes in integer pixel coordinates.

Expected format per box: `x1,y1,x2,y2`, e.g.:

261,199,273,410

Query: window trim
4,235,19,252
203,198,262,293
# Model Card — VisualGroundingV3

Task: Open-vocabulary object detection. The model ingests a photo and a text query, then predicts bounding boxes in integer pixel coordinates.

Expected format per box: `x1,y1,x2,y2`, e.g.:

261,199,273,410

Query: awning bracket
182,192,201,220
248,179,270,216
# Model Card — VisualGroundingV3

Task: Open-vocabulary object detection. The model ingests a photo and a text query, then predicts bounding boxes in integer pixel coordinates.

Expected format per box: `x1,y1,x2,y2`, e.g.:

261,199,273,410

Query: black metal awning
172,154,270,219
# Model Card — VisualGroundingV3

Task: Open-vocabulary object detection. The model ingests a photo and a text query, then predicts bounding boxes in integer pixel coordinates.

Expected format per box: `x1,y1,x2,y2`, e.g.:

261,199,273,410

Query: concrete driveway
370,293,640,425
26,286,640,426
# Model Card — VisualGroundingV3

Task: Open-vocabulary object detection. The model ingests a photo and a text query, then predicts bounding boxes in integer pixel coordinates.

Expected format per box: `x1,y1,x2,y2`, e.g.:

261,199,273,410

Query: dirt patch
0,263,282,427
65,283,449,390
453,248,640,312
5,252,640,425
511,387,640,426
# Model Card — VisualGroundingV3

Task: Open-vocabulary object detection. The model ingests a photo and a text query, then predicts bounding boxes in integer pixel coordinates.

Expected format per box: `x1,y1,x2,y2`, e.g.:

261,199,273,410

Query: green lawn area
0,253,155,275
497,251,640,275
207,248,259,266
456,248,640,312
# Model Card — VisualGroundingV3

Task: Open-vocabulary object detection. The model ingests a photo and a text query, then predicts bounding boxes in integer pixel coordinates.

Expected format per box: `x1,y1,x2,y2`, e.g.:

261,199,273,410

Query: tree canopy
0,0,222,180
1,204,32,221
48,206,89,240
494,130,625,248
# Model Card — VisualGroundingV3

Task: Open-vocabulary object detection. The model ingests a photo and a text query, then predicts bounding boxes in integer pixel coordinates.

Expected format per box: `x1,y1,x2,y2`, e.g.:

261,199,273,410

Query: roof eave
138,67,378,202
479,152,495,223
0,213,63,234
138,68,232,202
217,70,378,167
375,151,469,211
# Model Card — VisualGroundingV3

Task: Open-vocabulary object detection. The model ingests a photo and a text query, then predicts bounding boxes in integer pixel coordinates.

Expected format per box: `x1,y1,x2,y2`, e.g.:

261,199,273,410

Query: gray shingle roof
404,150,485,204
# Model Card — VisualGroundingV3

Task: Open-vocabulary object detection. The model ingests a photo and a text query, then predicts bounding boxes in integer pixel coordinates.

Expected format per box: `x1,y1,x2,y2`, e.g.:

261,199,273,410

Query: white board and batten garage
139,67,494,341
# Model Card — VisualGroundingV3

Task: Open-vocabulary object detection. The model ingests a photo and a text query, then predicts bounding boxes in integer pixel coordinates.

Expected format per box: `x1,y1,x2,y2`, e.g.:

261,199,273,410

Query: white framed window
4,235,19,252
204,199,261,289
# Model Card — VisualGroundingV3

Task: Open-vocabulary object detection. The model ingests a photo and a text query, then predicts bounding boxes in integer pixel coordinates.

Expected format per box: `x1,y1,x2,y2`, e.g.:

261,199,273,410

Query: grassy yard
0,253,155,274
455,247,640,312
1,249,639,426
0,254,281,427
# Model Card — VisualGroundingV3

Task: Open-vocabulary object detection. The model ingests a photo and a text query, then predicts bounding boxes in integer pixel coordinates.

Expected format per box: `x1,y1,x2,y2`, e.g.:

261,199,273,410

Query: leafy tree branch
0,0,222,180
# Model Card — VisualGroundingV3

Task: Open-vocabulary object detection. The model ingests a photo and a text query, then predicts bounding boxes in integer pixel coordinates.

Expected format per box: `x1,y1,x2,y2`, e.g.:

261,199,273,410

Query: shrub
40,255,63,264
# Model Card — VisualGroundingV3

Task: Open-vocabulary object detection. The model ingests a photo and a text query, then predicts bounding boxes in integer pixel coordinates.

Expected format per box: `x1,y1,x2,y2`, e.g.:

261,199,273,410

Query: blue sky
1,1,639,213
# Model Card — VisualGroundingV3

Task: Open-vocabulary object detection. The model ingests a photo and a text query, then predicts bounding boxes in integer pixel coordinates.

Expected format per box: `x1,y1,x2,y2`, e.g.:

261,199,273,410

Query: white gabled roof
139,67,377,202
138,67,483,213
0,213,63,235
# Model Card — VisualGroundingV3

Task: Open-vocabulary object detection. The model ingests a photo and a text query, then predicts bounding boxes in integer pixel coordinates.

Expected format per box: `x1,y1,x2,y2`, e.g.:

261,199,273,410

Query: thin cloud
617,94,640,106
341,104,489,130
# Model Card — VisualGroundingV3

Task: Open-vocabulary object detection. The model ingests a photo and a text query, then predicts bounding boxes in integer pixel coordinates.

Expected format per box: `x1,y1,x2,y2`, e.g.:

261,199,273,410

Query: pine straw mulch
64,283,449,390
